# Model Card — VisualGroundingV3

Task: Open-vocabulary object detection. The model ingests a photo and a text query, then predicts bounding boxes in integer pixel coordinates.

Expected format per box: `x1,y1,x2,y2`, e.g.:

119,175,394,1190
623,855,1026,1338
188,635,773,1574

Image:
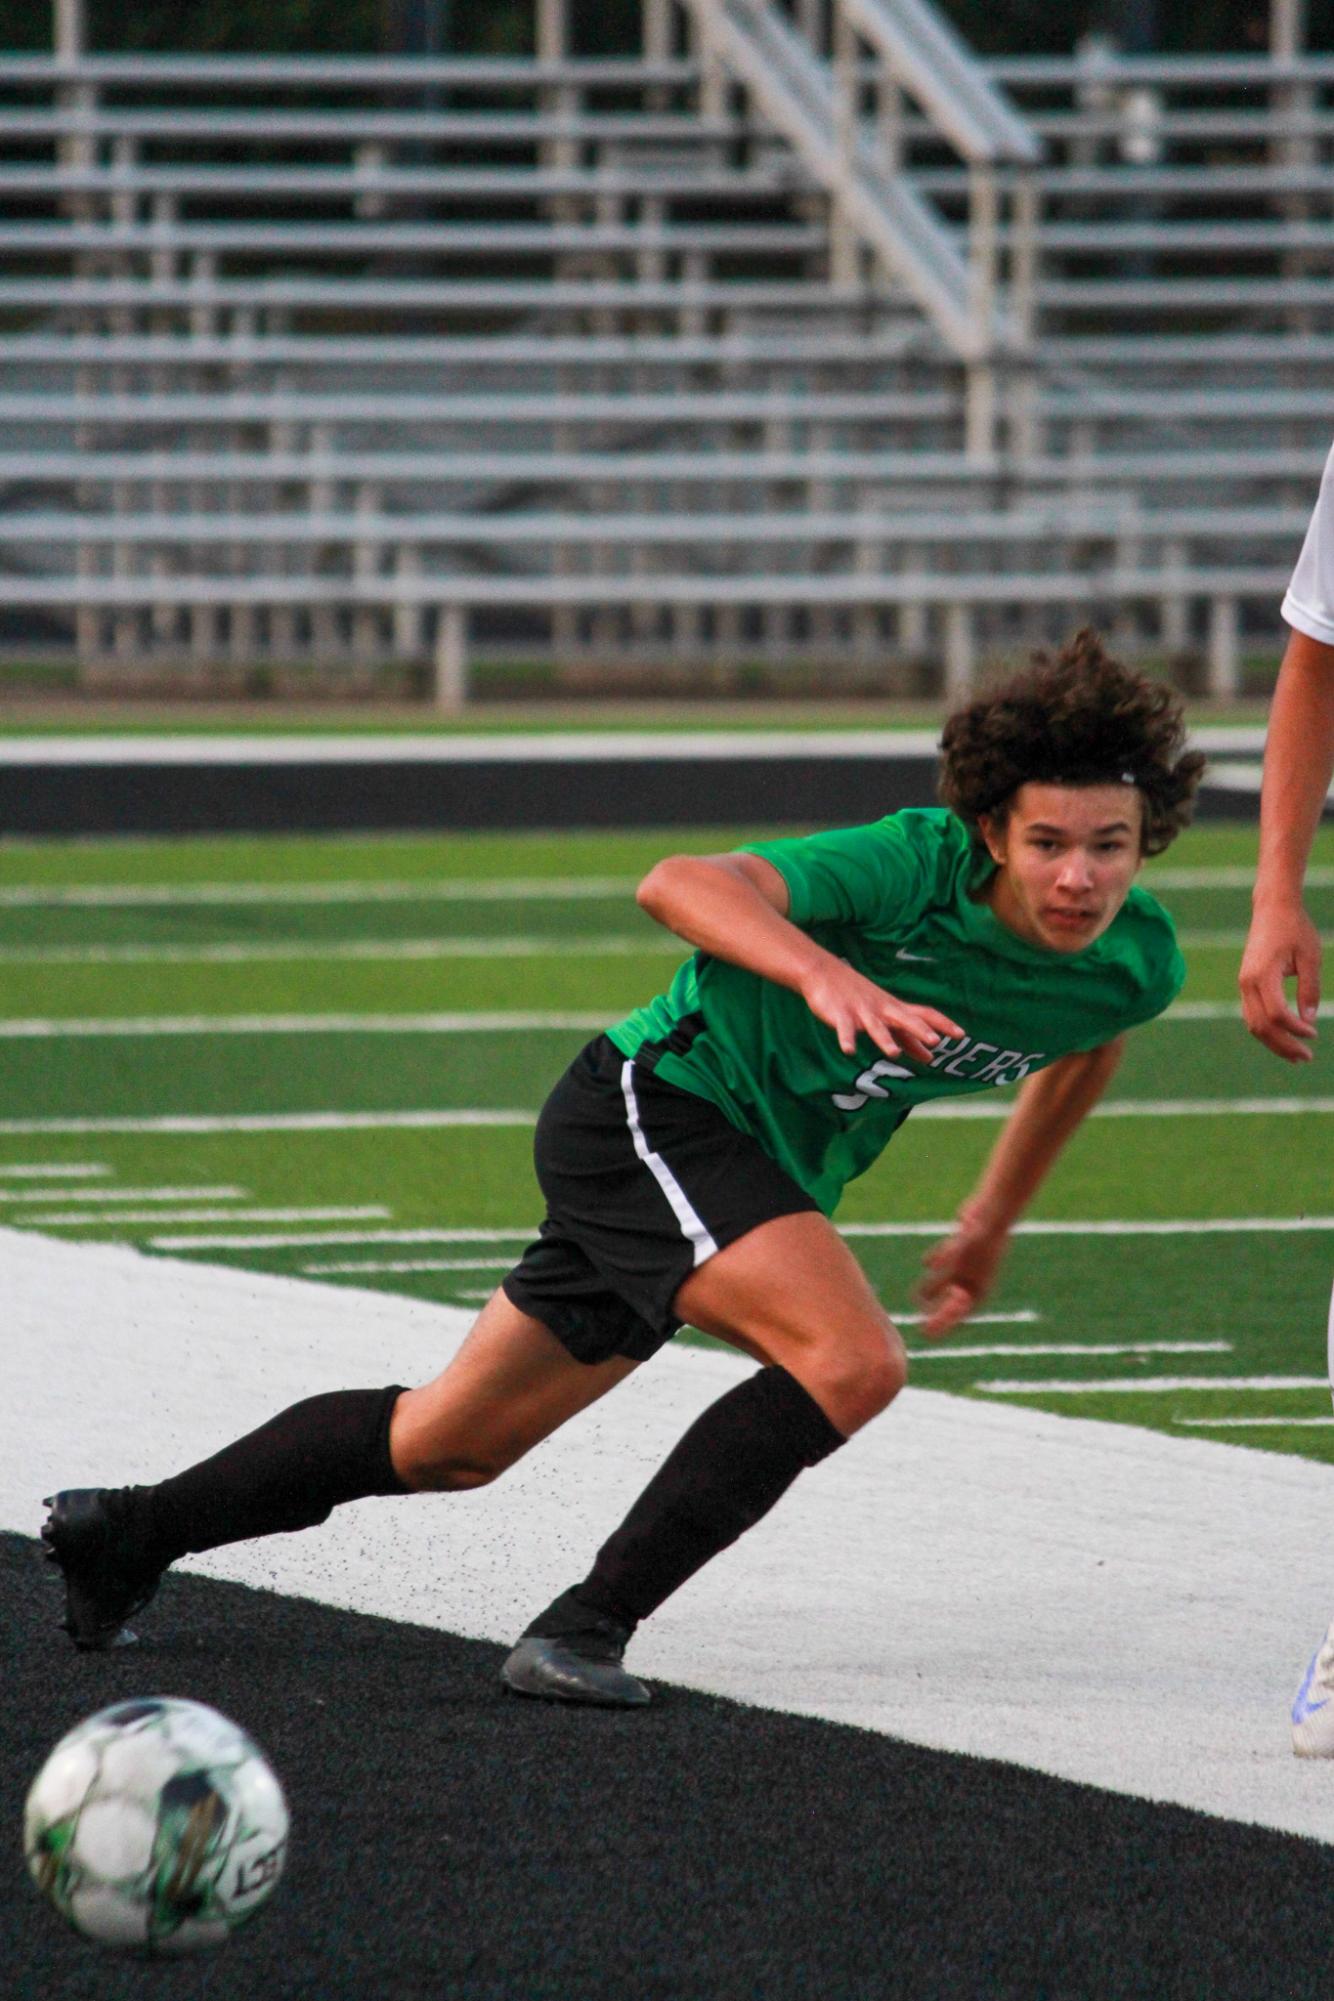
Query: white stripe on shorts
619,1059,719,1267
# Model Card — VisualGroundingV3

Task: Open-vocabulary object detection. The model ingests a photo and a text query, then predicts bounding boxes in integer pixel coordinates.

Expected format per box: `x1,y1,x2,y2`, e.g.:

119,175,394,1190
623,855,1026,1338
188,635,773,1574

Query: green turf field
0,819,1329,1463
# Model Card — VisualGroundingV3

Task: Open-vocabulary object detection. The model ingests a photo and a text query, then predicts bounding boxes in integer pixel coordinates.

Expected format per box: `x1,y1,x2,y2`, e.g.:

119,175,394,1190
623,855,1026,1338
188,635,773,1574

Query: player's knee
398,1446,510,1494
811,1325,906,1434
390,1398,517,1492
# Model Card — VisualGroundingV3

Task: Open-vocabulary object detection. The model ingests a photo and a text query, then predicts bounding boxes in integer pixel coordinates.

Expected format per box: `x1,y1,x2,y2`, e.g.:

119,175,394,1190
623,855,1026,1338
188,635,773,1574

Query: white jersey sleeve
1283,439,1334,645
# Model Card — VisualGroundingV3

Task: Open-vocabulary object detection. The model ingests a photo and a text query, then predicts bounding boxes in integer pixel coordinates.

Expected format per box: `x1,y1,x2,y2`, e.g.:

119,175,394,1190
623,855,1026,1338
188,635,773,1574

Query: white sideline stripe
0,731,959,769
0,1112,539,1135
0,727,1271,765
0,874,636,908
1179,1417,1334,1429
1047,1098,1334,1118
0,934,667,967
0,1161,108,1178
304,1255,520,1273
0,1099,1330,1137
0,1183,245,1204
0,1004,1311,1037
842,1217,1334,1236
895,1310,1040,1328
33,1204,392,1228
0,864,1324,912
1146,864,1334,889
151,1215,1334,1252
910,1341,1232,1358
619,1058,718,1266
0,928,1288,967
0,865,1325,909
0,1005,1322,1038
1162,1000,1333,1021
8,1227,1334,1844
0,1010,610,1038
219,1225,537,1247
978,1375,1331,1395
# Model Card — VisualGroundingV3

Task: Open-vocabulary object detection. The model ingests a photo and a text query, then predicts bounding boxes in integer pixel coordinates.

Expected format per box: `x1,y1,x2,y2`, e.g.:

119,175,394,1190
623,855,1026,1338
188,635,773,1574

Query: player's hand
916,1205,1010,1339
1239,901,1321,1063
798,957,963,1066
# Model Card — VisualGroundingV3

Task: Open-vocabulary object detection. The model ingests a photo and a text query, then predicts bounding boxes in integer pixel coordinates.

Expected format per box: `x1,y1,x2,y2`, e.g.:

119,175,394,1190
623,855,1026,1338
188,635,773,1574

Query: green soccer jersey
606,807,1185,1214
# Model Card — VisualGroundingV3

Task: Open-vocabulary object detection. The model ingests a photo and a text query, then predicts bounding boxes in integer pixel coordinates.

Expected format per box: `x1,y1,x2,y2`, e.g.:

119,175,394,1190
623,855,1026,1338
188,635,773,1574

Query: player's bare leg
42,1286,637,1652
505,1212,906,1707
672,1209,907,1435
390,1288,641,1491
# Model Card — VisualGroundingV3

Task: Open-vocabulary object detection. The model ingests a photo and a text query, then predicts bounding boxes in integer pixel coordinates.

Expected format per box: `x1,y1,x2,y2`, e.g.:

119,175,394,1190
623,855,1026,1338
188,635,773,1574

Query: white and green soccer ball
23,1696,289,1954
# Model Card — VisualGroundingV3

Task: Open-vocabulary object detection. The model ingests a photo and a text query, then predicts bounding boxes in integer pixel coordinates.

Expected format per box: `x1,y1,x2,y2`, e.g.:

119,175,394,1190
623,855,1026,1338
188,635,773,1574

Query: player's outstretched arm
1240,629,1334,1062
917,1039,1125,1338
636,851,963,1067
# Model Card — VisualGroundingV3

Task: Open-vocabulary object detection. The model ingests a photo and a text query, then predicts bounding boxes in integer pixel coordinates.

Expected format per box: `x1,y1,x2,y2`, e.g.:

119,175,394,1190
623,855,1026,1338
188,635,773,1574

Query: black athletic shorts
502,1034,818,1366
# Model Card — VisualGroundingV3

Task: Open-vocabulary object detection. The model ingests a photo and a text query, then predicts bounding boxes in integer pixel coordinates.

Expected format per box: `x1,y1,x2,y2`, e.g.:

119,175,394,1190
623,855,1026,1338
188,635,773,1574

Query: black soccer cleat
501,1615,652,1709
41,1488,166,1652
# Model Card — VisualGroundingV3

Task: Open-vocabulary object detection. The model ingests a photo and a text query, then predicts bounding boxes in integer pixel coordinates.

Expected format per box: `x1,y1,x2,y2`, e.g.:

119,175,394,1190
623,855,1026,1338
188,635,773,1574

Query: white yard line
1145,864,1334,889
0,929,1283,966
7,1225,1334,1843
0,1099,1329,1137
0,1010,610,1038
1163,1001,1332,1020
0,1161,108,1178
0,934,666,966
908,1341,1232,1359
0,1003,1328,1043
0,865,1324,911
304,1255,521,1273
0,1001,1321,1037
0,1111,537,1135
33,1204,392,1228
842,1218,1334,1236
977,1376,1331,1395
0,1184,246,1204
1179,1417,1334,1429
0,875,636,908
913,1097,1334,1120
159,1225,538,1249
151,1215,1334,1252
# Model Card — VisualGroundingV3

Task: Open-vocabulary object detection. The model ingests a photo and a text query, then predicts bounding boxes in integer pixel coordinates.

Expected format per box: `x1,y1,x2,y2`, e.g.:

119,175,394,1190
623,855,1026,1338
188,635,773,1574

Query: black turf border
0,755,1255,837
5,1532,1332,2000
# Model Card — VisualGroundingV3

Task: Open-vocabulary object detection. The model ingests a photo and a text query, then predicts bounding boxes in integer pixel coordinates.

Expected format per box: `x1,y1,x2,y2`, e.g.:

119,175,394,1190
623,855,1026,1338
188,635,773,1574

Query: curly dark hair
937,628,1206,857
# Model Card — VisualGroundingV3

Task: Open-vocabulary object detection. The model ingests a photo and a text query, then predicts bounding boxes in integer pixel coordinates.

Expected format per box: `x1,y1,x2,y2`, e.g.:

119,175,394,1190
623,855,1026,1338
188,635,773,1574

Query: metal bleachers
1,11,1331,702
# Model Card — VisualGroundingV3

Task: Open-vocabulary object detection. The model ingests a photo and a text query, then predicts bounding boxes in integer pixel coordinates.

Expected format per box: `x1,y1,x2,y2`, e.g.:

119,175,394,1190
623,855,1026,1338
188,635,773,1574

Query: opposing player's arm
635,851,963,1065
917,1038,1126,1338
1240,628,1334,1062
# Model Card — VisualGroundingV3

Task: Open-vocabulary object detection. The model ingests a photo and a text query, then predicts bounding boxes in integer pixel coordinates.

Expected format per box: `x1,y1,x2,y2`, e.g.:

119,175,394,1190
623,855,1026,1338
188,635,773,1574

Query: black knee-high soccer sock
525,1365,845,1638
140,1386,408,1565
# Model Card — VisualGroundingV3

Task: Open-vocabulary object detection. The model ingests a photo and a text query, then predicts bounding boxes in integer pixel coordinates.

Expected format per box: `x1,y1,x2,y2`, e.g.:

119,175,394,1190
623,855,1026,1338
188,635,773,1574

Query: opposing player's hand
799,957,963,1066
1239,902,1321,1063
916,1207,1009,1339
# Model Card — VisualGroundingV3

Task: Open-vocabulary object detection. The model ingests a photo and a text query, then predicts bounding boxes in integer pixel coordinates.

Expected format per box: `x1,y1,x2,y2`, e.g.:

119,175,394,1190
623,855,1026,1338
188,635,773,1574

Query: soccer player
43,630,1204,1708
1238,442,1334,1756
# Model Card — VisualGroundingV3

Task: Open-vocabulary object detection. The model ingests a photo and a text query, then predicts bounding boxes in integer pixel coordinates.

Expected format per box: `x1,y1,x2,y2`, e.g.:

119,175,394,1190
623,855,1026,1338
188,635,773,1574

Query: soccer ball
23,1696,288,1954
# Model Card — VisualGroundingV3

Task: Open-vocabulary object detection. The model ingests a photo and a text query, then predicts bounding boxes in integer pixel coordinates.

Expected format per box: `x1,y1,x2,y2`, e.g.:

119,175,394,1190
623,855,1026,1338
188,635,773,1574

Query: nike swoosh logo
1292,1652,1329,1723
895,948,936,963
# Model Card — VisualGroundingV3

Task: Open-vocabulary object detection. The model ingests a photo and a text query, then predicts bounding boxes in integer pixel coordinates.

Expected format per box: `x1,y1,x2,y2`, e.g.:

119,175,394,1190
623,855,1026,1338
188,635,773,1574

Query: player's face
979,782,1144,953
